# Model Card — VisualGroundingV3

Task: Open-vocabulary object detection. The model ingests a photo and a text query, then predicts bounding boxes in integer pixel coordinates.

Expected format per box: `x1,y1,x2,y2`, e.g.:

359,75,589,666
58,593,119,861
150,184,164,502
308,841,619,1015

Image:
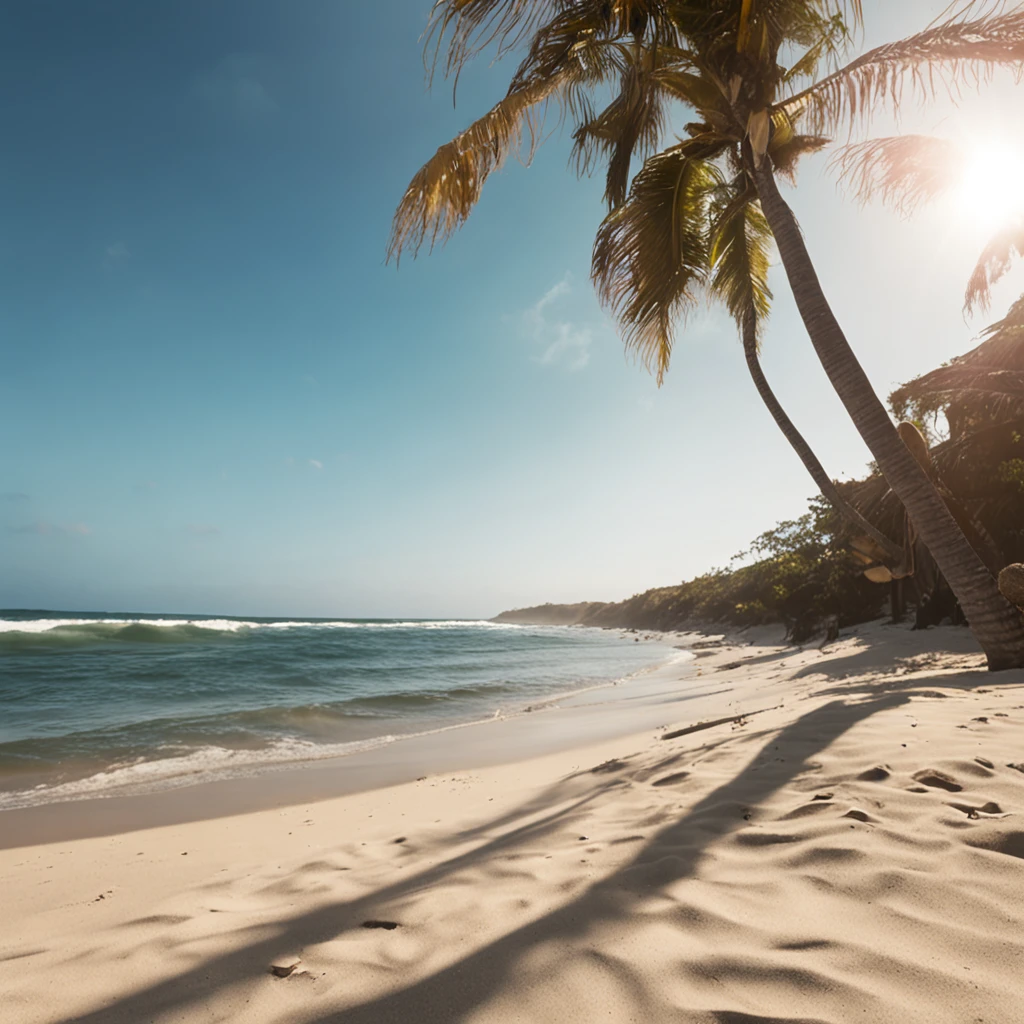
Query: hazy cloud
185,524,221,537
308,459,323,470
0,492,30,503
524,275,592,372
193,54,278,119
134,481,157,494
10,520,91,537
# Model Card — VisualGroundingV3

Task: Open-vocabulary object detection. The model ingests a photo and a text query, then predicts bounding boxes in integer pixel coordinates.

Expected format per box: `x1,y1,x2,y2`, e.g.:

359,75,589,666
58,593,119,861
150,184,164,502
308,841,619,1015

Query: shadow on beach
54,681,935,1024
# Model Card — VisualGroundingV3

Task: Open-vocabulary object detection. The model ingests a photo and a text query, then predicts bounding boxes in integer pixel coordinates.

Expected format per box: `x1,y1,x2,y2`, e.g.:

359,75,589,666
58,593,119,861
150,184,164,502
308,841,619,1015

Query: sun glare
955,141,1024,231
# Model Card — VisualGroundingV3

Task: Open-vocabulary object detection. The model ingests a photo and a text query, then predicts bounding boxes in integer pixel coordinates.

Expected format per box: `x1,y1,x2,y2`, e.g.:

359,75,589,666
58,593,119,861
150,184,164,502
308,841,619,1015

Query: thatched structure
835,295,1024,623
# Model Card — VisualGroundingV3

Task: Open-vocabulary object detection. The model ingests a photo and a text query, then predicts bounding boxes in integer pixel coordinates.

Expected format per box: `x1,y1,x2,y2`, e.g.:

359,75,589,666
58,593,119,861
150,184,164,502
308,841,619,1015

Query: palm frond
770,132,830,182
388,77,558,262
592,141,721,383
507,4,630,116
831,134,962,214
778,8,1024,135
572,48,669,208
425,0,564,82
708,191,774,340
965,219,1024,312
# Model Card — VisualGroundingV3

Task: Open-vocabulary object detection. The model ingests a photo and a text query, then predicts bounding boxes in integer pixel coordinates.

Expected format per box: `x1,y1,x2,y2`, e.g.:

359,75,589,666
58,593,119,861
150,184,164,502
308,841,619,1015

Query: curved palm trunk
752,161,1024,670
740,306,904,563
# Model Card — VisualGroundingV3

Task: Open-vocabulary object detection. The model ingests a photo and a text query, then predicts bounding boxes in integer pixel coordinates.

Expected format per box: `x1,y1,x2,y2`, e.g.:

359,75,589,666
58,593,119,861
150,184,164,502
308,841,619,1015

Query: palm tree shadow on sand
58,688,928,1024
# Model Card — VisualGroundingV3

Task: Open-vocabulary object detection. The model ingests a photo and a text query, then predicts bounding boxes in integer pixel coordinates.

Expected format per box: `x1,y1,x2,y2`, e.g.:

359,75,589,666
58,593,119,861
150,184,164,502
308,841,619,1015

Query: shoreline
5,619,1024,1024
0,634,705,848
0,622,684,825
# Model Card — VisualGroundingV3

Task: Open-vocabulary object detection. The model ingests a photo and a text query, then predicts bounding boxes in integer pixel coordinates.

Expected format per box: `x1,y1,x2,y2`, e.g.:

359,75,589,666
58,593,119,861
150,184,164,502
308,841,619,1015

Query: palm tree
389,1,1024,667
392,1,903,555
588,124,903,559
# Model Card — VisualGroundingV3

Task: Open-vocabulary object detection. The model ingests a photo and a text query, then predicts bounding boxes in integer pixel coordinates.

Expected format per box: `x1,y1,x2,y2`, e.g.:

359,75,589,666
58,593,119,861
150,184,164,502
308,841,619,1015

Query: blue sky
2,0,1023,617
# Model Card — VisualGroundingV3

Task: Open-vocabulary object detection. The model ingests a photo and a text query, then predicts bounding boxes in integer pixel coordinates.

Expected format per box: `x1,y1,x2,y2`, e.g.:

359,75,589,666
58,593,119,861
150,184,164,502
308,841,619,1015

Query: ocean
0,610,682,811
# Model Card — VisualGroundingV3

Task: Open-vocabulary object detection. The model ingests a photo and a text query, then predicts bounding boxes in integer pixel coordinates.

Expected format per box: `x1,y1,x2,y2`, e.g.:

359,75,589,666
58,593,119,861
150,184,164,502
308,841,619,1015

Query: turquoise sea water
0,610,680,810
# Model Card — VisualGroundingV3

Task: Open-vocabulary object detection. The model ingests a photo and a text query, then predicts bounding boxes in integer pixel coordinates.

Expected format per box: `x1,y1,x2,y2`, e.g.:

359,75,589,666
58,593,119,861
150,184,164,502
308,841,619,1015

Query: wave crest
0,616,521,649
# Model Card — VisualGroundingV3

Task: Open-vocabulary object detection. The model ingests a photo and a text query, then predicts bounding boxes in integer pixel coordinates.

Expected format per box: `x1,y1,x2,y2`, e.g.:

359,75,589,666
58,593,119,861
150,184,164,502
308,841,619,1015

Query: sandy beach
3,621,1024,1023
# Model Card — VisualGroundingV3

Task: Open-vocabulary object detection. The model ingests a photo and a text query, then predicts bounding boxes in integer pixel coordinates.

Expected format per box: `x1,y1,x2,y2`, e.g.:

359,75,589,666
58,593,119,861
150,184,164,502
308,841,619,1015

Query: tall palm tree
710,5,1024,668
393,1,903,555
389,1,1024,667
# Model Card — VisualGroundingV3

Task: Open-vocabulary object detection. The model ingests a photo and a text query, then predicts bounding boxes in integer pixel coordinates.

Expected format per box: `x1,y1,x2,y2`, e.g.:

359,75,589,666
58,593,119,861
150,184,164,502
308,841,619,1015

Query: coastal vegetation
497,297,1024,640
392,1,1024,667
495,495,884,641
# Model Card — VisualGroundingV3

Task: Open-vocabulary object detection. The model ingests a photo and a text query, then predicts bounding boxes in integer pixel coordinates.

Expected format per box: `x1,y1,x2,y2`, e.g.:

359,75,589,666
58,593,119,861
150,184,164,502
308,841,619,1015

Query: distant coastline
492,589,686,631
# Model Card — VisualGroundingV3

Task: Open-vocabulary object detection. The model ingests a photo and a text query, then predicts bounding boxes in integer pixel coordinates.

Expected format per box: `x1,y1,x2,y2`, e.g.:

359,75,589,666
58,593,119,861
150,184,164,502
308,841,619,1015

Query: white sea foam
0,715,499,811
0,646,694,811
0,735,392,810
0,617,523,635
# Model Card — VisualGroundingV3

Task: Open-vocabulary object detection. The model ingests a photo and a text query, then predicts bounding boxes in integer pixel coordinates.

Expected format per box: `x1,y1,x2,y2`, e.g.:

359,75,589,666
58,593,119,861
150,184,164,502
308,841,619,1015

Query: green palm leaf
592,142,722,383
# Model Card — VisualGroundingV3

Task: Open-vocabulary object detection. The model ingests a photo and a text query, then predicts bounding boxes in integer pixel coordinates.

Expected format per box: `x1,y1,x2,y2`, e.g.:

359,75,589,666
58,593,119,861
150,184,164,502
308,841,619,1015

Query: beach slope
3,622,1024,1024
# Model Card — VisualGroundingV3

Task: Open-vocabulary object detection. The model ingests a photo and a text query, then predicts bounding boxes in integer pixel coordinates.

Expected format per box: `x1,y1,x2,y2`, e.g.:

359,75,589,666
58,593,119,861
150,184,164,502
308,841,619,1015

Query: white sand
2,621,1024,1023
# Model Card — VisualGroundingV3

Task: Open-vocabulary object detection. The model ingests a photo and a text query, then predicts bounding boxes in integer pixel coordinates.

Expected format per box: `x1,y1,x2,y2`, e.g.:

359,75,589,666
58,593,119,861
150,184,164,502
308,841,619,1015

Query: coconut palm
588,128,904,559
390,1,1024,667
392,1,903,555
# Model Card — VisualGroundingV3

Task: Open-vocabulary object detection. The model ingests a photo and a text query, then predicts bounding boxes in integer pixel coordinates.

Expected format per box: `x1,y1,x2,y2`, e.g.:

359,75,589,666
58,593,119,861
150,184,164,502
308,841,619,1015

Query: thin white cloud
308,459,323,470
534,278,570,313
524,274,592,371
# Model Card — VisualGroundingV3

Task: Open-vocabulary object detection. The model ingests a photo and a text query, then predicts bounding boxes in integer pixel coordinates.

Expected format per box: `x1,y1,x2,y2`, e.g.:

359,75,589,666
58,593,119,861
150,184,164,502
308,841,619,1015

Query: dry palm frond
507,4,630,113
831,134,962,214
778,9,1024,136
708,191,773,339
426,0,690,84
891,294,1024,427
965,219,1024,312
388,78,559,261
656,65,733,115
425,0,565,82
572,48,669,208
770,132,830,182
895,366,1024,398
592,141,722,383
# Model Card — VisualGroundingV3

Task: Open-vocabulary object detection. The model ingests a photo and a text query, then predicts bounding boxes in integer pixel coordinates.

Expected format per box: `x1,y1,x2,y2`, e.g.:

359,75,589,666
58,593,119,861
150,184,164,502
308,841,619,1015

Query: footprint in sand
911,769,963,792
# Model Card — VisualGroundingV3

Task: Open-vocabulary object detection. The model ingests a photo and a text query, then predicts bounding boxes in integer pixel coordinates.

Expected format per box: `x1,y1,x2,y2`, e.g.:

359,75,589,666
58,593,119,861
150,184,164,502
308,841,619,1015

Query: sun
955,141,1024,231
